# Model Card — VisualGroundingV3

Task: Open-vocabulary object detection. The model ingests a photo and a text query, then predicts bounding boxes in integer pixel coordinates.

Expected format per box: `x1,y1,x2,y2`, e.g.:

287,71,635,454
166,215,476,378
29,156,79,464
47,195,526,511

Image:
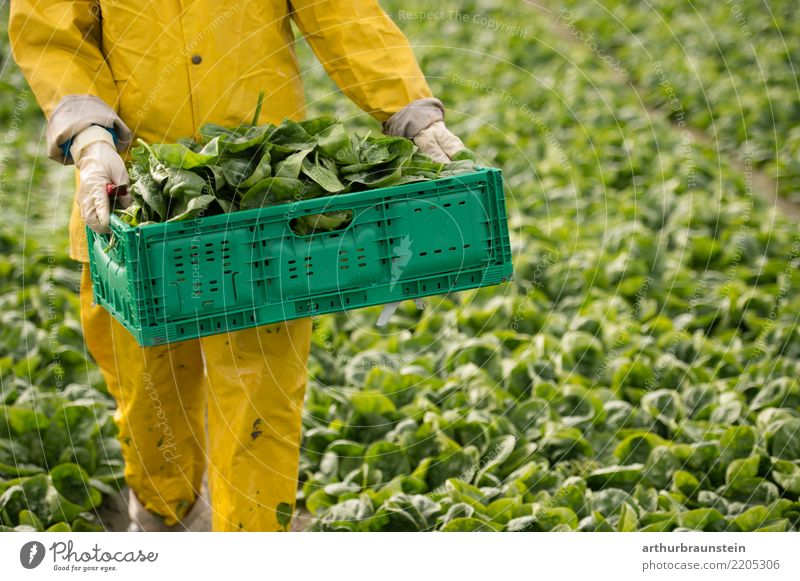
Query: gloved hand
382,97,466,163
70,126,131,234
412,120,466,163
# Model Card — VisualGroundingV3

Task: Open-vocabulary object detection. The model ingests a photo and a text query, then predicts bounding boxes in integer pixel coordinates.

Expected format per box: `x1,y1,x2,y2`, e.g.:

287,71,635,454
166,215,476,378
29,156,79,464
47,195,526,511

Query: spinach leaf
149,142,219,169
131,173,166,220
238,148,272,189
166,194,217,222
220,157,257,189
316,123,358,164
163,169,208,199
239,177,304,209
301,156,345,193
275,148,313,179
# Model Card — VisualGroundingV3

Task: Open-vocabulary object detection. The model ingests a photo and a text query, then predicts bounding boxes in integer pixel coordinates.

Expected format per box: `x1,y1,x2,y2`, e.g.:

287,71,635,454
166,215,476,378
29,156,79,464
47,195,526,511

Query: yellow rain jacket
10,0,432,531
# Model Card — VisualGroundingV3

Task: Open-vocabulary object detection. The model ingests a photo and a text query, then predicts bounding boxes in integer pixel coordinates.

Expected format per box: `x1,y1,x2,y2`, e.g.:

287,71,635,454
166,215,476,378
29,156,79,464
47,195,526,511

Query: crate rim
109,166,501,235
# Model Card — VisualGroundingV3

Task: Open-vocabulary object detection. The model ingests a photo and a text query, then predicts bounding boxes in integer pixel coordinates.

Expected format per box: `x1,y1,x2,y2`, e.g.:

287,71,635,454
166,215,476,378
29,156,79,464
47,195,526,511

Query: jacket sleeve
9,0,118,116
289,0,433,122
8,0,131,162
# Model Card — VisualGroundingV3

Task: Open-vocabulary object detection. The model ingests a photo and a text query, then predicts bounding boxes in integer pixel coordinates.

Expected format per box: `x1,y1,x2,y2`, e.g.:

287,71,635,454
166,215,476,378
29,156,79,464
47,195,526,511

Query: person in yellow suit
9,1,465,532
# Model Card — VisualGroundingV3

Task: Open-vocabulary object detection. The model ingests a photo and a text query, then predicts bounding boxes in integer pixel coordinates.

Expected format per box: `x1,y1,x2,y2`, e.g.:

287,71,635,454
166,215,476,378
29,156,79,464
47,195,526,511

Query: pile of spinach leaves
120,115,477,234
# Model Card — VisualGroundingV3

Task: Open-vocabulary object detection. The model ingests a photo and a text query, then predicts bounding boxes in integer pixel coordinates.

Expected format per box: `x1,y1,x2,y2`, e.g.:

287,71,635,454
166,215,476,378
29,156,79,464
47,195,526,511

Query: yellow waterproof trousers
79,267,312,531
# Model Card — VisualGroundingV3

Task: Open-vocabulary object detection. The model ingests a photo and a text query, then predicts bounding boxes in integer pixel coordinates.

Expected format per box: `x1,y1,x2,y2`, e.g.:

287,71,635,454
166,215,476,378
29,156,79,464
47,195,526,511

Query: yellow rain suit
10,0,433,531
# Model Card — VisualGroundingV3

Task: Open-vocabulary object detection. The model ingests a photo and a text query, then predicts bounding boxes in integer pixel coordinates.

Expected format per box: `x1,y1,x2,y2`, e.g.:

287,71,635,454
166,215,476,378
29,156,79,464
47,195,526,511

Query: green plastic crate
87,167,512,346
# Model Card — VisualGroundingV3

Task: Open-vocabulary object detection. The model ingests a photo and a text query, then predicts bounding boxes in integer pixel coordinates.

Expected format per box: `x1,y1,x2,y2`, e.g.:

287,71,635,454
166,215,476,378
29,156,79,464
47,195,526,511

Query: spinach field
1,0,798,532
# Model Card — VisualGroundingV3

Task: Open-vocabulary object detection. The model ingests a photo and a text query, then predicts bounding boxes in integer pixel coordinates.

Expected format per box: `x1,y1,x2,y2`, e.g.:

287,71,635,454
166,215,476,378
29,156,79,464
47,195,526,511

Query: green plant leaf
440,517,494,532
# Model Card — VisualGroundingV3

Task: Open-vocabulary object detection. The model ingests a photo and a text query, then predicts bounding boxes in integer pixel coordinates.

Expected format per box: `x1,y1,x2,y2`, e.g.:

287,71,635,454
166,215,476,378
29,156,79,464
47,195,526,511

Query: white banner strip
3,532,798,580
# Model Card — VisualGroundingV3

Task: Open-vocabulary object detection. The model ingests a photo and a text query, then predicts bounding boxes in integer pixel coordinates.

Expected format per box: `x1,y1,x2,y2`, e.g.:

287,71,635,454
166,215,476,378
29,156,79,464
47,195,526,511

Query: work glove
411,120,466,163
70,126,131,234
44,95,134,233
383,97,466,162
377,98,467,327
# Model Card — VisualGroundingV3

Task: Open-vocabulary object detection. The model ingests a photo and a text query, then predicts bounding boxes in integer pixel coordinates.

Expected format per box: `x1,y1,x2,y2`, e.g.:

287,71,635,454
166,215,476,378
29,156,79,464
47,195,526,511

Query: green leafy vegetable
122,117,477,231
